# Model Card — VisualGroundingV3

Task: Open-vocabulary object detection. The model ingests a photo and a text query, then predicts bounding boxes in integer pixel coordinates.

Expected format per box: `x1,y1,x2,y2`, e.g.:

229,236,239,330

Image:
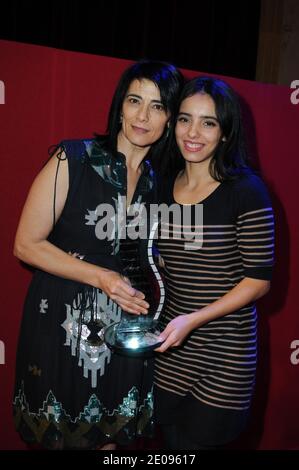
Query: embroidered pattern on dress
39,299,48,314
61,290,120,387
14,382,153,425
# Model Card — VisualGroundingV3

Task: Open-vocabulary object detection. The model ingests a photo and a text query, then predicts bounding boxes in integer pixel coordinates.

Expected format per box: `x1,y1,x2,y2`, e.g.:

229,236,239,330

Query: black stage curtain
0,0,261,80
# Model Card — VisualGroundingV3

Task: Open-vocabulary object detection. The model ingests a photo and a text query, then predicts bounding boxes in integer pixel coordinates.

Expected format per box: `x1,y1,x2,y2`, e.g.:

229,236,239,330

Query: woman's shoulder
228,170,272,211
58,138,94,161
53,137,113,166
228,170,268,194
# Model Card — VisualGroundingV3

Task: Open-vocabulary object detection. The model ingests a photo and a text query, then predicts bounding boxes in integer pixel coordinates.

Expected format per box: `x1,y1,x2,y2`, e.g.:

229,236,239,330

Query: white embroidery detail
39,299,48,314
61,290,120,388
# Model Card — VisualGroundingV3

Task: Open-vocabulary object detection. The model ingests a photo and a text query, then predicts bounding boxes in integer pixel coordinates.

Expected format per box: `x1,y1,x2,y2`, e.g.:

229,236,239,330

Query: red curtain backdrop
0,40,298,450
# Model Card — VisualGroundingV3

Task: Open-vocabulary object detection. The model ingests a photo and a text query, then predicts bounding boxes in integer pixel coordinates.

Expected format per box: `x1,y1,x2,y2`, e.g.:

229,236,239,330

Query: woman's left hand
155,314,197,353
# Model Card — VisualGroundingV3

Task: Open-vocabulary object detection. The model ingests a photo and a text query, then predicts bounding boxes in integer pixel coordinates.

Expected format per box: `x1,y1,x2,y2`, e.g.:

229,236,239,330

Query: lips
132,125,149,134
183,141,205,152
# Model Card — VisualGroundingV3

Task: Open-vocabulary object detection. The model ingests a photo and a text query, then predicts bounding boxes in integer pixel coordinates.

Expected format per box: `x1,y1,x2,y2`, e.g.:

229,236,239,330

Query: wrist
189,308,210,329
88,264,108,289
188,312,202,329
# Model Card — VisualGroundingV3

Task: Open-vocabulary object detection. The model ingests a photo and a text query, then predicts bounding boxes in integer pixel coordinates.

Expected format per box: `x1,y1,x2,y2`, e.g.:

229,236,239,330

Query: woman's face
175,92,223,165
119,78,169,150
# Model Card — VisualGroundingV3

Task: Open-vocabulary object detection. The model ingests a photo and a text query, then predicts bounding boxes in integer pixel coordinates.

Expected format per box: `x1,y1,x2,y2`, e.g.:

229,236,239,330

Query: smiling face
175,92,224,166
118,78,170,151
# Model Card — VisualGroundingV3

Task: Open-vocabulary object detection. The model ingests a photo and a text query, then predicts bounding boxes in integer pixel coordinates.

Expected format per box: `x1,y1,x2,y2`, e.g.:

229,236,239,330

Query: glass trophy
104,217,165,356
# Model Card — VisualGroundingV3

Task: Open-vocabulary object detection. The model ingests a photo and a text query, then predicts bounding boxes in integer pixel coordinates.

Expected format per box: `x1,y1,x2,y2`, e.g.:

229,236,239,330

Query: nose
187,121,200,139
136,104,150,122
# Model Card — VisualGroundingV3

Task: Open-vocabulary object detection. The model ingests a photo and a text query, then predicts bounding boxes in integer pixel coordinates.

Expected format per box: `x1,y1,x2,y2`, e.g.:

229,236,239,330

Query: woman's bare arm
14,150,148,314
156,277,270,352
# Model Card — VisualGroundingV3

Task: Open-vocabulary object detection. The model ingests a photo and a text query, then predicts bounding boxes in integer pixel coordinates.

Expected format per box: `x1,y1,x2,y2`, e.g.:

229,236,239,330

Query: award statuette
104,218,165,356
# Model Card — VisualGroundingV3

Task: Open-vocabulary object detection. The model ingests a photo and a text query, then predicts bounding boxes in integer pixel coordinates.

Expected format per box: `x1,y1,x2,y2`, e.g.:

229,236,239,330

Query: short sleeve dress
13,137,157,449
154,172,275,446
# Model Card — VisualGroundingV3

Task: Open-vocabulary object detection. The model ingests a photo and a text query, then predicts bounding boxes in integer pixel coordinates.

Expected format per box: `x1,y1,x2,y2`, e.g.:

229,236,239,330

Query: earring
165,121,170,138
119,114,123,123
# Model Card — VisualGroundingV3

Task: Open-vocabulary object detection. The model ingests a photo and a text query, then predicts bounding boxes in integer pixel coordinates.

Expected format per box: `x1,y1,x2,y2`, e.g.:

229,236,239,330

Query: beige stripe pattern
155,205,274,411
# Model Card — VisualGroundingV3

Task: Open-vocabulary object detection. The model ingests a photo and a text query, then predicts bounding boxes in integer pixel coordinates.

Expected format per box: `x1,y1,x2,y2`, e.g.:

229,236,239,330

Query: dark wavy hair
169,76,251,180
103,59,184,170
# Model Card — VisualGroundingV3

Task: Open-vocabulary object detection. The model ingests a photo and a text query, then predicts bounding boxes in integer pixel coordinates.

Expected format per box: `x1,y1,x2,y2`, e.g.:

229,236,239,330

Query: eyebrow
178,112,219,121
126,93,163,104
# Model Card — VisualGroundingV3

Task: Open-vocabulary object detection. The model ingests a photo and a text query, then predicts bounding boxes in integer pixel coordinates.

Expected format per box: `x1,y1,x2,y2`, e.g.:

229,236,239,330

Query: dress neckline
172,175,225,206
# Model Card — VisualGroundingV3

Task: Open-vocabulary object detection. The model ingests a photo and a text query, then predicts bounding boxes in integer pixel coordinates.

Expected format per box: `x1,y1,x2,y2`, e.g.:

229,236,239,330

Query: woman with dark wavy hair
13,59,183,450
155,76,275,450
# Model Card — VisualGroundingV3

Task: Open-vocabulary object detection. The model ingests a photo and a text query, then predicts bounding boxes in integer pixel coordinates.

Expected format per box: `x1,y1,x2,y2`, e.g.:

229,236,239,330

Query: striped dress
154,172,274,445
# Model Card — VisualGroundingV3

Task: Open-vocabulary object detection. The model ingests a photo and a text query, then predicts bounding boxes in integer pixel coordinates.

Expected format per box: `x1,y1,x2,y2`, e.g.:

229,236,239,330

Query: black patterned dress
13,137,156,449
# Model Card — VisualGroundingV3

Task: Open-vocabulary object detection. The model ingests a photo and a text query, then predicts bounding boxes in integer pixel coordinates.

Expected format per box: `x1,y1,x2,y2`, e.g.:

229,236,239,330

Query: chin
130,136,154,148
183,152,211,164
183,155,205,163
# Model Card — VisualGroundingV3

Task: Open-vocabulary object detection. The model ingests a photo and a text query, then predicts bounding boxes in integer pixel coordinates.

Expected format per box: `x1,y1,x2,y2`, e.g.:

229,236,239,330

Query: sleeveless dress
13,137,156,449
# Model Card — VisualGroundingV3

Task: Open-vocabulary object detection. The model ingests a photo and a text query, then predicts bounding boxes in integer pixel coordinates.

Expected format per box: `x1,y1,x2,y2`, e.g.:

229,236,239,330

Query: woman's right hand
97,268,149,315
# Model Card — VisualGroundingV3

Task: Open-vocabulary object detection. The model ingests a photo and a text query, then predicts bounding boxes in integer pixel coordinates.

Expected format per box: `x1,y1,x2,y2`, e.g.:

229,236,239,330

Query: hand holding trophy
104,215,165,356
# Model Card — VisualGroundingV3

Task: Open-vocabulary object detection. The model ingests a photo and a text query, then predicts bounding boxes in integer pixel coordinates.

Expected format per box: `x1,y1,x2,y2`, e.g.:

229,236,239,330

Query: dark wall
0,0,261,80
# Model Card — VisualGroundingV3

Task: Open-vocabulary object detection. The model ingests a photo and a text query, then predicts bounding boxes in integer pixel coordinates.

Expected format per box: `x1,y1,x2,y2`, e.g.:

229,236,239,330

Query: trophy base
104,322,164,356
